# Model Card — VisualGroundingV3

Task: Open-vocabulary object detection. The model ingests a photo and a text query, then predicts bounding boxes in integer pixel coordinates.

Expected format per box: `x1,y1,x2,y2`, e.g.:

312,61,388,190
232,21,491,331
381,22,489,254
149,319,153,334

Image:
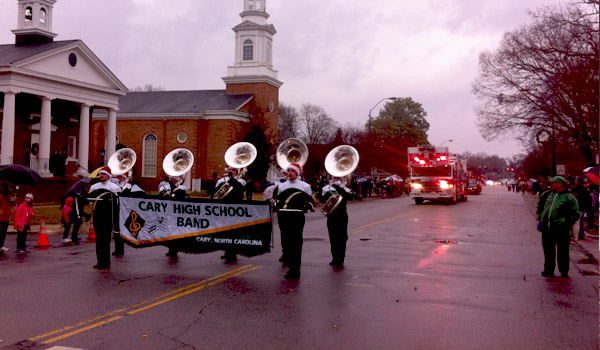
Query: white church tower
12,0,57,46
224,0,280,83
223,0,282,142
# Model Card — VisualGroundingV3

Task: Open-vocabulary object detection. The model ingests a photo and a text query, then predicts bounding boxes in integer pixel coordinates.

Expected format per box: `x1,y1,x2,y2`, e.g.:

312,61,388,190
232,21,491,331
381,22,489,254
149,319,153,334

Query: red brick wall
226,82,280,143
91,118,247,192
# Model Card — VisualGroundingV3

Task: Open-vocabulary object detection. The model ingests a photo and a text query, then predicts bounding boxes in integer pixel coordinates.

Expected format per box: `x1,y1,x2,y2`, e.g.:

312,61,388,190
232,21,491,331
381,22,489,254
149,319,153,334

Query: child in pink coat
14,193,35,254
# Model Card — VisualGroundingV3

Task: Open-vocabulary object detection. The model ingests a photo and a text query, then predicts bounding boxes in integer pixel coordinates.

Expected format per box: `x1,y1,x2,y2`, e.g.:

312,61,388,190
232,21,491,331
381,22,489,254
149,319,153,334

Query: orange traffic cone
87,214,96,241
36,218,51,247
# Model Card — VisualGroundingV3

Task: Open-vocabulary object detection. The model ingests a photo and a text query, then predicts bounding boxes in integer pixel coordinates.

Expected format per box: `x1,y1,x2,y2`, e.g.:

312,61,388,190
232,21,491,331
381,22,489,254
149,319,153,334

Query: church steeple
12,0,57,46
224,0,280,85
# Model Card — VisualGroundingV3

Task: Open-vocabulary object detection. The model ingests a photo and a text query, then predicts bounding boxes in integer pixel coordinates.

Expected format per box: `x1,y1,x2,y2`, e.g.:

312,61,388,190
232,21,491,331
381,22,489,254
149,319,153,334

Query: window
243,39,253,61
142,133,157,177
25,7,32,22
266,40,272,64
177,131,188,144
67,136,76,160
39,8,46,24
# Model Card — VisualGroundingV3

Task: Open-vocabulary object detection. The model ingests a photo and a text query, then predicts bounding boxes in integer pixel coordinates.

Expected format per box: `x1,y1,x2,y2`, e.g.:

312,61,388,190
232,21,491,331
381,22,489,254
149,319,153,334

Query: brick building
92,0,281,192
0,0,281,200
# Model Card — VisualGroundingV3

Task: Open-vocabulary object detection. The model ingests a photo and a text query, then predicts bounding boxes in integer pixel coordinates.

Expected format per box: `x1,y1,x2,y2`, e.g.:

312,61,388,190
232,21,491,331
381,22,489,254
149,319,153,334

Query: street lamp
535,121,556,176
368,97,397,135
438,139,453,147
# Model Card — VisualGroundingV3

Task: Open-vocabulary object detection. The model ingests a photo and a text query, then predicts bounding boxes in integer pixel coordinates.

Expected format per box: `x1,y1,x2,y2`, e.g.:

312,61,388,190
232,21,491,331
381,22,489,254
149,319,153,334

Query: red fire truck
407,145,467,204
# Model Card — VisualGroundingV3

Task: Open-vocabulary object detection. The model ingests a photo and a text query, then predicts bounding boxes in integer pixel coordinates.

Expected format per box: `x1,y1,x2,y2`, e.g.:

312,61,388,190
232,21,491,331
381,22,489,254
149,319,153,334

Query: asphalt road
0,186,597,350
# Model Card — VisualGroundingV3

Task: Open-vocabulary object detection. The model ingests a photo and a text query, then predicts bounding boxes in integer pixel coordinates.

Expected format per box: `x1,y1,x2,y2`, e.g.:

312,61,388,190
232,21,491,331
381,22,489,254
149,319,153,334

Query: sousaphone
107,148,136,176
163,148,194,178
214,142,257,199
321,145,359,215
276,138,308,171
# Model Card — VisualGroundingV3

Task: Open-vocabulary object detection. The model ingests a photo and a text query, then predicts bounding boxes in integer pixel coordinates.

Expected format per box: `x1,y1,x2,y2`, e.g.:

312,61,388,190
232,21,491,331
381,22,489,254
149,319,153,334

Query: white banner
119,196,271,245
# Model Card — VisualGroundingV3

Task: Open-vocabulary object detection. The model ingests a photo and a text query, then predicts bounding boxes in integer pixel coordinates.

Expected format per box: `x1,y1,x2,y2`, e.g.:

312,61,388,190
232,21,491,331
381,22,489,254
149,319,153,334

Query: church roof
113,90,254,114
0,40,78,66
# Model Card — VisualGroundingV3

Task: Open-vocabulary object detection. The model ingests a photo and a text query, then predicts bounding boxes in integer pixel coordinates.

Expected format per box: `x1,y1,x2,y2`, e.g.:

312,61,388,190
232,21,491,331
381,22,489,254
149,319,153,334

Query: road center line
30,264,260,344
353,207,432,234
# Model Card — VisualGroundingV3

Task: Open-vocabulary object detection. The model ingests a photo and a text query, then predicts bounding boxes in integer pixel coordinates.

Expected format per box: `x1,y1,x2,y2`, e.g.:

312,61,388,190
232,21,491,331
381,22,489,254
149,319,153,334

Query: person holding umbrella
14,193,35,254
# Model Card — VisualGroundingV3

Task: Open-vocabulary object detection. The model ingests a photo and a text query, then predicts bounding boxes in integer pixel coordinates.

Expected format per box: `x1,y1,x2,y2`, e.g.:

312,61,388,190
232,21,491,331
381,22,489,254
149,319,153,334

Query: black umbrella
0,164,42,185
61,177,98,204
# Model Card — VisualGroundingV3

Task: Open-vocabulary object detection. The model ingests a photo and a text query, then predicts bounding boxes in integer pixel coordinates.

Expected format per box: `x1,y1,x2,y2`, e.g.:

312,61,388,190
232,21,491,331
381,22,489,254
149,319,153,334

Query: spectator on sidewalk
538,176,579,278
14,193,35,254
572,177,591,239
61,196,75,243
0,183,13,252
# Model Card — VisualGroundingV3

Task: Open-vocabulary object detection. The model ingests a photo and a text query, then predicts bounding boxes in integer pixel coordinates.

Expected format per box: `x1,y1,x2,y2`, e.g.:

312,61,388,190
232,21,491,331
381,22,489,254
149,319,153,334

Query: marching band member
215,167,246,263
88,166,121,269
321,177,353,267
273,163,314,279
159,175,188,257
111,173,146,256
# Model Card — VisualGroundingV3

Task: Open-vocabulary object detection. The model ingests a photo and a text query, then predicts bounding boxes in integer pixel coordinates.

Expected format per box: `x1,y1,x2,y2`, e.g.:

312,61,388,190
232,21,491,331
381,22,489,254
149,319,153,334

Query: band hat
99,166,112,177
286,163,302,176
549,176,566,184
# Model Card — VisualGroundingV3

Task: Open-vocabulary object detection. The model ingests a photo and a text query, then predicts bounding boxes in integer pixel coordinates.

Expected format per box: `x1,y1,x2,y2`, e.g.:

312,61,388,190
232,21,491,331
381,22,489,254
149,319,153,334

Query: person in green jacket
537,176,580,278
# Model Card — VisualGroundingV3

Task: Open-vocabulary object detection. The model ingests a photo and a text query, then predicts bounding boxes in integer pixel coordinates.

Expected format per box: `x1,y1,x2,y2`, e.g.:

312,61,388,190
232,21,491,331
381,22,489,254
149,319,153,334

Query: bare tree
132,84,166,92
278,102,300,140
340,122,368,145
298,103,339,144
473,2,599,163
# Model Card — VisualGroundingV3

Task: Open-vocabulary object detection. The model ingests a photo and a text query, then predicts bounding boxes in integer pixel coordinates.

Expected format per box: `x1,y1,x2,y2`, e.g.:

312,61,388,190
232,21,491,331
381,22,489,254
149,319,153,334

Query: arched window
266,40,272,64
25,7,32,22
39,8,46,24
142,133,157,177
243,39,254,61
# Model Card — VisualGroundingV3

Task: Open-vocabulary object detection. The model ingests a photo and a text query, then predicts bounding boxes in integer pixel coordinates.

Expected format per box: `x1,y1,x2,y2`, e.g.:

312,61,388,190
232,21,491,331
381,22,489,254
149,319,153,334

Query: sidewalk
522,192,599,262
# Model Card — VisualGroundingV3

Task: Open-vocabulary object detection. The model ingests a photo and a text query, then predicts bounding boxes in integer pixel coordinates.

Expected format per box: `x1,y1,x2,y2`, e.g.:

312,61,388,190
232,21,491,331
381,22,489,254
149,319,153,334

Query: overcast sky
0,0,569,159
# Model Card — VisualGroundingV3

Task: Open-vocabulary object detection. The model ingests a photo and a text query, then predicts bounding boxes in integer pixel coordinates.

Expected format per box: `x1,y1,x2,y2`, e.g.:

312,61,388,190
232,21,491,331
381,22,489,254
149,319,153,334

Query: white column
38,96,53,176
106,108,117,158
75,103,90,176
0,92,16,165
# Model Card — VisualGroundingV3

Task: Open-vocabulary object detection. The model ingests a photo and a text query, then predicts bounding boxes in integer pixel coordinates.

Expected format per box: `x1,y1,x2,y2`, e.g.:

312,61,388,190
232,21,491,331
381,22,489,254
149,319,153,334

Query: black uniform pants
327,212,348,264
278,211,305,275
94,213,112,267
541,227,571,274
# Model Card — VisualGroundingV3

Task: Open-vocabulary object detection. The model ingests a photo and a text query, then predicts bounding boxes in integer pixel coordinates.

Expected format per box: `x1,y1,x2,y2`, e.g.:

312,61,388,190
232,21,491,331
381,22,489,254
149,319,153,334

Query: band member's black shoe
166,250,178,257
112,251,124,256
224,256,237,263
541,271,555,277
560,272,569,278
93,264,110,269
329,261,344,267
220,255,227,259
284,273,300,279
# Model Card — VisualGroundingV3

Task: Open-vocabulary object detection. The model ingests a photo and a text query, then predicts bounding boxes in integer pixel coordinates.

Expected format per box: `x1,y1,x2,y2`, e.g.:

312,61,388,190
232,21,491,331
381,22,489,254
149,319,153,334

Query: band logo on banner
119,195,272,257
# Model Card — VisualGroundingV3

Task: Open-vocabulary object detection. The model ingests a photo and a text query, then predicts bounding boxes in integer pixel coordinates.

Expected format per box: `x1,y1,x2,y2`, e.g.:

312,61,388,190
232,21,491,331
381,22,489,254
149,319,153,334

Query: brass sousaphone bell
107,148,137,177
321,145,359,215
163,148,194,178
276,138,308,172
214,142,257,199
